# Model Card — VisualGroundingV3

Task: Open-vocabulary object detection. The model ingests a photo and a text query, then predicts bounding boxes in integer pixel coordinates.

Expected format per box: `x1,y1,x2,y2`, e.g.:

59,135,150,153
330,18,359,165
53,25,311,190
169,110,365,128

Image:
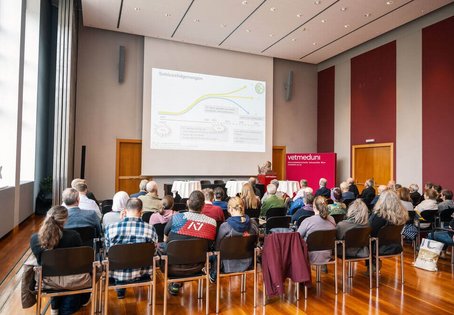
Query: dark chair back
153,223,166,242
108,242,156,270
407,210,417,223
41,246,94,276
326,199,334,205
245,208,260,219
343,226,372,248
219,235,258,260
439,208,454,224
223,209,231,219
376,224,404,246
420,210,437,223
306,229,337,252
101,199,113,208
173,203,187,211
343,199,355,207
166,239,209,265
142,211,152,223
213,180,225,185
200,180,211,185
102,204,112,215
266,216,291,234
69,226,97,247
265,207,287,219
331,213,346,224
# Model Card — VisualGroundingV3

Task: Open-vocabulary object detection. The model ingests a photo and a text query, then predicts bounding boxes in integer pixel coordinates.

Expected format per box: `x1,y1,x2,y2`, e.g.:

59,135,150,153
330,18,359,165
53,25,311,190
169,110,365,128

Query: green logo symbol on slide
255,83,265,94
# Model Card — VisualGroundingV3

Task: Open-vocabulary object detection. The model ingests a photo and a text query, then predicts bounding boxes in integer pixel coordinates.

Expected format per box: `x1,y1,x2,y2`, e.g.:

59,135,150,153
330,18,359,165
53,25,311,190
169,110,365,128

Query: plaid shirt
104,217,158,281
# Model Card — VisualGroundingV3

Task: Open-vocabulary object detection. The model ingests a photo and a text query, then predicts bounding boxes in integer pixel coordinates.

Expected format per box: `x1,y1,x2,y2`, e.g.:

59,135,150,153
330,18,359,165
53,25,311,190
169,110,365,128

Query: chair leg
316,265,321,282
216,253,220,314
342,245,346,293
253,252,257,308
451,246,454,265
163,257,168,315
198,279,203,299
262,279,266,306
334,244,338,295
295,280,299,301
369,239,373,289
400,252,405,284
376,239,380,288
206,254,210,315
304,284,308,299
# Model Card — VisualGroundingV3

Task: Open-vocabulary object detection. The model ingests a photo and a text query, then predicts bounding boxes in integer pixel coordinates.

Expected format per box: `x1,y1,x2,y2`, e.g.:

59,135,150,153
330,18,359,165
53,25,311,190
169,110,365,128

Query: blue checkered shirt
104,217,158,281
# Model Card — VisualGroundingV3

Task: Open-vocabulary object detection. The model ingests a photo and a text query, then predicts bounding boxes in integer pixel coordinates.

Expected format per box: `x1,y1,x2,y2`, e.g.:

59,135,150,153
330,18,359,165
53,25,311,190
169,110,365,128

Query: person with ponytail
30,206,90,315
297,196,336,264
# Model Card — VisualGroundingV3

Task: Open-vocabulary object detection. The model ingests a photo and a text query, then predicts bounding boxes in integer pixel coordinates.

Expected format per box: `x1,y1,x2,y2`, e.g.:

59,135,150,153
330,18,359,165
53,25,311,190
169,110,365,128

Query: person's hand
120,209,127,219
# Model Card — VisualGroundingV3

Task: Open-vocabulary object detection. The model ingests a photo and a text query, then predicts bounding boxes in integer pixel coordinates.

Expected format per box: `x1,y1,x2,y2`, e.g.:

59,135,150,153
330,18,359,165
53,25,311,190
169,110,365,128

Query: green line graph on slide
158,85,253,116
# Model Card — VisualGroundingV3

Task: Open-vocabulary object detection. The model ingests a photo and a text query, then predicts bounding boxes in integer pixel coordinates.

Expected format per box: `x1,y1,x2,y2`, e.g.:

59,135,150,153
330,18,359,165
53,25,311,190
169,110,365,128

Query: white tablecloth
277,180,300,197
225,180,248,197
171,181,202,199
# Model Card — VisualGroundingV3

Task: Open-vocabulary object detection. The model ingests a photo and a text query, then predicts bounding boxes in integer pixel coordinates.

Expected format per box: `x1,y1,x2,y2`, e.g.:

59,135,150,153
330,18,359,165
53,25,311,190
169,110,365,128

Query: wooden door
352,143,393,192
272,146,286,180
116,139,146,195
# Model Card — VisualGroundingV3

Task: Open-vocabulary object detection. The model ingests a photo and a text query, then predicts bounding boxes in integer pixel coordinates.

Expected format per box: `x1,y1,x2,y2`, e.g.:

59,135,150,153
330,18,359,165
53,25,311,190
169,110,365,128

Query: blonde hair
373,190,408,225
228,196,245,215
313,196,329,220
241,183,259,209
346,199,369,225
38,206,68,250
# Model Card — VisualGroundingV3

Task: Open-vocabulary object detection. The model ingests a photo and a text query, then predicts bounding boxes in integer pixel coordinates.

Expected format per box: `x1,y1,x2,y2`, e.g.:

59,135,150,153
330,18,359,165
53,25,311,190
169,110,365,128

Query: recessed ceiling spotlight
269,34,274,37
296,13,302,18
312,42,317,45
134,7,140,11
314,0,321,5
291,38,296,42
421,9,425,13
164,13,171,17
245,29,251,33
386,1,393,5
193,18,200,22
302,27,306,31
242,0,248,5
341,7,347,12
220,23,227,28
321,19,327,23
344,24,350,28
364,13,371,17
270,7,276,12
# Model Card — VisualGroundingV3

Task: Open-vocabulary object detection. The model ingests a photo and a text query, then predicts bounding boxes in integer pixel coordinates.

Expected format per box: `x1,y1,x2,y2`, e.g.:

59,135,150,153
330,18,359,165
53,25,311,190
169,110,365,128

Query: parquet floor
1,215,453,314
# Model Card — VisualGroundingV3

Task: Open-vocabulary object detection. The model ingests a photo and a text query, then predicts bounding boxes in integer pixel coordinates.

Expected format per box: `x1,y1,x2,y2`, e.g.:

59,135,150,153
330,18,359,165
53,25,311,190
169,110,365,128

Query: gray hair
267,184,277,195
62,188,79,206
340,181,349,192
139,179,149,191
409,184,419,193
319,178,327,187
270,179,279,188
146,181,158,193
346,199,369,225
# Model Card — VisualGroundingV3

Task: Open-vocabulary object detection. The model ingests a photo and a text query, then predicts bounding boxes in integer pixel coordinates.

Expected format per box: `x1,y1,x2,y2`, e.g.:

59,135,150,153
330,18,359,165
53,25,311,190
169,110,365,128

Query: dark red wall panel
317,66,335,153
351,41,396,177
422,16,454,189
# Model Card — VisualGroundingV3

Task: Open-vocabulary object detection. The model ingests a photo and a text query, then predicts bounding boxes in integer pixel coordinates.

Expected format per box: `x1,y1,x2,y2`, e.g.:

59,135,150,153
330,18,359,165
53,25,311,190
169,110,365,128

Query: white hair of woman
112,191,129,212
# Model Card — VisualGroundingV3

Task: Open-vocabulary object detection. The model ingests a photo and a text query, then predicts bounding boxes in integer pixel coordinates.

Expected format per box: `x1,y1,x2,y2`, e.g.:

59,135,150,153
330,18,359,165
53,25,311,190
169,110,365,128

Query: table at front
277,180,300,197
225,181,248,197
171,181,202,199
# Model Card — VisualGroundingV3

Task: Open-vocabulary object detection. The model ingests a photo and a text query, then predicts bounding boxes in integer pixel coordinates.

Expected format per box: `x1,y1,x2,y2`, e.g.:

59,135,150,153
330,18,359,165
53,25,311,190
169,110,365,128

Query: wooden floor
1,216,454,314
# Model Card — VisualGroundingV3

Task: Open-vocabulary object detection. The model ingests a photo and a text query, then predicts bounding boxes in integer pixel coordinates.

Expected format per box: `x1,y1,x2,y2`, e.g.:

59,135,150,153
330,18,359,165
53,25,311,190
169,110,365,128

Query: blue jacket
65,206,102,237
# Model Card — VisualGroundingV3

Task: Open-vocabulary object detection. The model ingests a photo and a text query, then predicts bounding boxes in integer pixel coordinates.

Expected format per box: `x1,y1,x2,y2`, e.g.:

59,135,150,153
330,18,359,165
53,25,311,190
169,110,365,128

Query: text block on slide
286,153,337,191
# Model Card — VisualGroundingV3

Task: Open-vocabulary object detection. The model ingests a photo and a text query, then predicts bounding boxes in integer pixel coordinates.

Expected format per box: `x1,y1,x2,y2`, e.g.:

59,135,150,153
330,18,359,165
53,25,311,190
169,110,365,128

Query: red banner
286,153,337,190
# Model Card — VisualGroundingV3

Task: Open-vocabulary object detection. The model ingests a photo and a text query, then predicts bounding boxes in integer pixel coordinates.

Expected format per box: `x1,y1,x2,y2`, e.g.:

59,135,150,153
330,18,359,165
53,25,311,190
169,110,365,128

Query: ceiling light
314,0,321,5
386,1,393,5
193,18,200,23
296,13,302,18
220,24,227,28
134,7,140,11
302,27,306,31
344,24,350,28
242,0,248,5
270,7,276,12
164,13,171,17
341,7,347,12
364,13,371,17
312,42,317,45
291,38,296,42
245,29,251,33
321,19,327,23
269,34,273,37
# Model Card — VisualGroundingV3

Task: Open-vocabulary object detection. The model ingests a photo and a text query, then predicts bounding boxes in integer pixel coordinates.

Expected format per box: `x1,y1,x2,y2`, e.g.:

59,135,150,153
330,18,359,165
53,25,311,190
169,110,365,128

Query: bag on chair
414,238,444,271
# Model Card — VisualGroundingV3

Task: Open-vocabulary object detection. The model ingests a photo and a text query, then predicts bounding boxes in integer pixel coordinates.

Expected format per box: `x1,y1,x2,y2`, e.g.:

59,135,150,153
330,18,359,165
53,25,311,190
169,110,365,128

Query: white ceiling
81,0,453,64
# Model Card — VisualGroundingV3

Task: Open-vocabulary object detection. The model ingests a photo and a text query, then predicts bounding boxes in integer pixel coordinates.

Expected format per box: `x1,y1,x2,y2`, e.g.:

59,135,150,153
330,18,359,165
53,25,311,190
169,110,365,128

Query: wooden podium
257,173,277,186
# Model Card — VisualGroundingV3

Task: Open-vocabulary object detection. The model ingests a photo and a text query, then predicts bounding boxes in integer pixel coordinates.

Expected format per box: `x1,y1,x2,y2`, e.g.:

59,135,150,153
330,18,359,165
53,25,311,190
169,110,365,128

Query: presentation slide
151,68,266,152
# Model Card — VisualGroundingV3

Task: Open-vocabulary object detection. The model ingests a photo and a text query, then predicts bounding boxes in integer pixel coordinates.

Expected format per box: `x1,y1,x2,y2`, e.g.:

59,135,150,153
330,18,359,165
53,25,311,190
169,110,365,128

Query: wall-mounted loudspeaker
284,70,293,101
118,46,125,83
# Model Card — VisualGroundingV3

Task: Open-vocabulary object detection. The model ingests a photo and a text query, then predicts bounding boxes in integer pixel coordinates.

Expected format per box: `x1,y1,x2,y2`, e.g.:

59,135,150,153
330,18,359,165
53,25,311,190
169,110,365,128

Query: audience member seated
361,178,376,209
288,187,313,216
291,193,315,224
293,179,311,201
428,217,454,250
387,180,396,191
340,181,355,201
328,188,347,215
414,188,438,228
63,188,101,237
370,185,387,209
409,183,423,207
315,178,330,198
102,191,129,227
336,199,370,258
369,190,408,270
241,182,261,210
139,181,162,213
130,179,149,198
70,181,101,219
397,187,414,211
210,197,259,282
438,189,454,212
162,190,217,295
261,179,288,203
260,184,285,218
201,188,225,222
104,198,158,299
248,177,262,198
149,195,176,226
433,184,443,202
347,177,360,199
212,187,228,211
30,206,90,314
297,196,336,264
71,178,98,205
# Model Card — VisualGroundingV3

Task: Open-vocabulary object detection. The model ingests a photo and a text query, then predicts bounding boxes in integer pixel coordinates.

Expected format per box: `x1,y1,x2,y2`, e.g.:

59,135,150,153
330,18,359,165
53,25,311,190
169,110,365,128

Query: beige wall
75,27,318,200
273,59,318,153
